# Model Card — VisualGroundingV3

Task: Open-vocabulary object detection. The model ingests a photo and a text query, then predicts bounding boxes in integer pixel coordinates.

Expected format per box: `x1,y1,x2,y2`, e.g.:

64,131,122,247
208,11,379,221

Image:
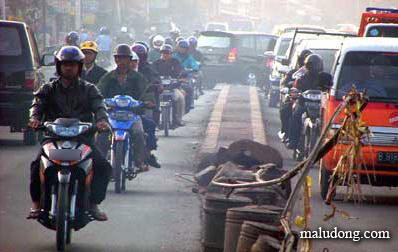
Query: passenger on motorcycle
80,41,108,84
131,43,162,168
65,31,80,47
286,54,324,150
173,40,199,111
279,49,313,142
28,46,112,221
97,44,155,171
152,44,186,127
148,34,165,63
96,27,112,63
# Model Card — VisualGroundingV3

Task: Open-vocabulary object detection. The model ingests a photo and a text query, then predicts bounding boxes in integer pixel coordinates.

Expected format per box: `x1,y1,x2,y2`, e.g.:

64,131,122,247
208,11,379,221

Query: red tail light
24,71,35,89
227,48,238,63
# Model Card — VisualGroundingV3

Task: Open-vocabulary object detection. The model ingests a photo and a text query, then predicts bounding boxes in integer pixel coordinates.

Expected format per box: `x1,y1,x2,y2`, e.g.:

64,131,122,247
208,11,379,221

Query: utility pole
1,0,5,20
76,0,81,30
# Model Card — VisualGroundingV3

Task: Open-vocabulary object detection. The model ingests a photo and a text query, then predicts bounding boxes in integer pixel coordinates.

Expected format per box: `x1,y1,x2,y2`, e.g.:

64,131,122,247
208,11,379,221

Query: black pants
288,103,306,149
30,147,112,205
280,101,292,135
181,84,194,112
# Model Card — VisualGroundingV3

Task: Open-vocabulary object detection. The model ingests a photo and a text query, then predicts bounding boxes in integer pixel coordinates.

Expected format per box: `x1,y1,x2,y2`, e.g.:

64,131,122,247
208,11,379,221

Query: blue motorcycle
105,95,143,193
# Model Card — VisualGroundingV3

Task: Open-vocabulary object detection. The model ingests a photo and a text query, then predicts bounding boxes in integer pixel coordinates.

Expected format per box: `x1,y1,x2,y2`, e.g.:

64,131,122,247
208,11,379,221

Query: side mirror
264,51,274,57
41,54,55,66
275,56,289,66
318,72,333,91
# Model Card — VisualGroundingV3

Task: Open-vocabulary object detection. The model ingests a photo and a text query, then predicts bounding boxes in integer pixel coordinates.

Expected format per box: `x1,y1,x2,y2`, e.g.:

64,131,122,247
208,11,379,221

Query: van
0,21,44,145
320,38,398,199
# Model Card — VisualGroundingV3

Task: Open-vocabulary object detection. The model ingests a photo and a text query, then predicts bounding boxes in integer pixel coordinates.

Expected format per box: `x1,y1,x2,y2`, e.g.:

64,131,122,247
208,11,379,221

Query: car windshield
336,51,398,101
198,35,231,48
311,49,338,73
0,27,22,56
366,26,398,38
276,39,291,57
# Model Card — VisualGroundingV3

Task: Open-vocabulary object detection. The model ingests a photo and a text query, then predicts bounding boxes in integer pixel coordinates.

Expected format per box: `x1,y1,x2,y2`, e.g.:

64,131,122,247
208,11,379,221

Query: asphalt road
0,88,220,252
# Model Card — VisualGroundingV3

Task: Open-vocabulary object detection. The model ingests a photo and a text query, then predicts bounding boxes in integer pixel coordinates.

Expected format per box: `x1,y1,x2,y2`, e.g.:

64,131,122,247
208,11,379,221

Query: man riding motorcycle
286,54,324,150
148,35,165,63
173,40,199,112
96,26,112,64
65,31,80,47
279,49,313,142
28,46,112,221
153,44,186,127
80,41,108,84
131,43,162,168
97,44,155,171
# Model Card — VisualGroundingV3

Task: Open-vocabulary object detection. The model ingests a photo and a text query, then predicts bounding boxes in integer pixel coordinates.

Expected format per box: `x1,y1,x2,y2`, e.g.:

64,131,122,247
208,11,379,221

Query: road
0,88,221,252
1,84,398,252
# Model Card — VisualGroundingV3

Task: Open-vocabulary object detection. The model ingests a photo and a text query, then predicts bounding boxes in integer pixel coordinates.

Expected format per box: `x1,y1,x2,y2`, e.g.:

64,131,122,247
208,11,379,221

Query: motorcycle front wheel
56,183,69,251
112,141,124,193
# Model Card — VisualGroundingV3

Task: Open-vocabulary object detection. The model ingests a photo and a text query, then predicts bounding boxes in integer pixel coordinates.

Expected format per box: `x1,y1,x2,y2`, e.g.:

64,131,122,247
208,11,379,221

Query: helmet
164,37,174,46
175,36,184,43
99,26,109,35
131,51,139,61
131,43,148,62
135,41,150,52
80,41,99,53
55,46,85,75
152,35,165,49
188,36,198,48
297,49,312,67
304,54,323,73
66,31,79,46
160,44,173,54
177,39,189,49
121,26,128,33
113,44,133,57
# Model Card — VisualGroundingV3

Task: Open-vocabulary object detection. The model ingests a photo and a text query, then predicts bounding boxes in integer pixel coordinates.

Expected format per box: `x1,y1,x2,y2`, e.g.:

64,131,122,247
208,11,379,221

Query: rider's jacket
148,49,161,63
97,69,154,104
152,58,183,78
81,63,108,85
30,78,107,123
294,70,320,92
96,34,112,51
138,62,160,84
190,49,204,63
172,52,200,71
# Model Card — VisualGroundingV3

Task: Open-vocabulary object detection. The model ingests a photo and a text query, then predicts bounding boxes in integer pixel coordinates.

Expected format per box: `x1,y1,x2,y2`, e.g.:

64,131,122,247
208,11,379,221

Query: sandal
27,208,40,219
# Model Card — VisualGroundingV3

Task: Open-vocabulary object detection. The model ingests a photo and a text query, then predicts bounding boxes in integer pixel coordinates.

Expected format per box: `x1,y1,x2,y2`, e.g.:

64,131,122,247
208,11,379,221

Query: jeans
141,115,157,151
288,103,306,149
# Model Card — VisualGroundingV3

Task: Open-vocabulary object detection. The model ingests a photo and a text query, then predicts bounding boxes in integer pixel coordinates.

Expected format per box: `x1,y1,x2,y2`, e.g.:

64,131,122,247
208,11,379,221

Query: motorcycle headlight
115,98,130,108
53,125,80,137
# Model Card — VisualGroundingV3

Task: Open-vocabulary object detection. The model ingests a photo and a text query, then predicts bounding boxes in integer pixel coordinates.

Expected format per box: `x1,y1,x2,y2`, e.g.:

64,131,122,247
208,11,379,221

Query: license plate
377,152,398,164
160,102,170,107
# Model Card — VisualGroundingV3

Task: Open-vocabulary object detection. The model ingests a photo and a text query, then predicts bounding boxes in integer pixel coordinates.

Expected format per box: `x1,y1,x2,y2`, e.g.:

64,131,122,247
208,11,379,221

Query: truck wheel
23,129,37,146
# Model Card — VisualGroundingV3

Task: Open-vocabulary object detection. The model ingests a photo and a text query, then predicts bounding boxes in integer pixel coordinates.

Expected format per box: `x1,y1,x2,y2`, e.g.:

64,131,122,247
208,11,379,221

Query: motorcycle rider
97,44,154,171
286,54,324,150
131,43,162,168
115,26,132,45
153,44,186,127
80,41,108,84
96,27,112,64
148,35,165,63
279,49,312,142
188,36,204,95
173,39,199,112
28,46,111,221
65,31,80,47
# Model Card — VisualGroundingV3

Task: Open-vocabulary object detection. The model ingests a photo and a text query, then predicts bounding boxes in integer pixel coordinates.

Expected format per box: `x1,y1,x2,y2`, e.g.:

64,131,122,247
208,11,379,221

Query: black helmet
113,44,133,57
55,46,85,76
164,37,174,46
65,31,79,46
160,44,173,54
297,49,313,67
304,54,323,73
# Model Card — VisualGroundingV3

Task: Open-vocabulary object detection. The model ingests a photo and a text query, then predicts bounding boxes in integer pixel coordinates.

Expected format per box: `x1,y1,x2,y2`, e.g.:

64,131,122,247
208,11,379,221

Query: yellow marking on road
250,87,267,144
200,85,230,152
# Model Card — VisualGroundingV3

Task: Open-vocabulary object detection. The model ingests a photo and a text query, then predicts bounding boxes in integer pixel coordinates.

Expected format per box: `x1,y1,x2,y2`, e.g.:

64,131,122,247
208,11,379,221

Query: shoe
147,154,161,168
90,204,108,221
27,208,40,219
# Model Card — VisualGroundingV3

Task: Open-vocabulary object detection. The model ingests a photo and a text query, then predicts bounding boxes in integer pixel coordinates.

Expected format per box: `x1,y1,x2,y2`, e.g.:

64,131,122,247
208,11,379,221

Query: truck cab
358,7,398,37
320,38,398,199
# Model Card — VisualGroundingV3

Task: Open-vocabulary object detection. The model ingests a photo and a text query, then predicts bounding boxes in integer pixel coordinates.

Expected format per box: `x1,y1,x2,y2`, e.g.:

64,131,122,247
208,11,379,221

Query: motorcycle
300,90,322,158
247,72,257,87
105,95,143,193
33,118,98,251
159,77,179,137
268,75,281,108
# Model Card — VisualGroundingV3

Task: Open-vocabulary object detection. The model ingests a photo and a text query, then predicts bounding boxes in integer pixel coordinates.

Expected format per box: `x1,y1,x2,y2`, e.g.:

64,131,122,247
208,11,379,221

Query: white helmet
131,51,139,61
152,35,165,49
121,26,127,33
